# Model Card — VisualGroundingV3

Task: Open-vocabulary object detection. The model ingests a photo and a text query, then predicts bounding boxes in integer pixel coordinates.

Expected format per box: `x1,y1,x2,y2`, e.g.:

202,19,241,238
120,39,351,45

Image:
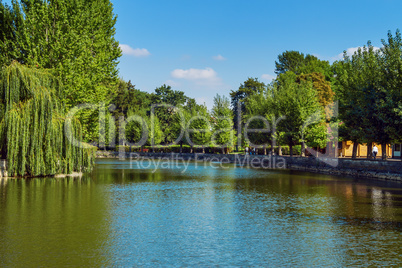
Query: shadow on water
0,177,113,267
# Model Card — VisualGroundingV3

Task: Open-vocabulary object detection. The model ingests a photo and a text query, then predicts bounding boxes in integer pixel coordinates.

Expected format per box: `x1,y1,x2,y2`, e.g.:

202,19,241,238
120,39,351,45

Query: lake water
0,158,402,266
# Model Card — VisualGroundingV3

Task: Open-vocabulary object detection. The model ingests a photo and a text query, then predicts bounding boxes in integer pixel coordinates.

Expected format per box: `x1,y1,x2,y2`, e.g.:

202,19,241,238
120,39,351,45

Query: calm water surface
1,159,402,266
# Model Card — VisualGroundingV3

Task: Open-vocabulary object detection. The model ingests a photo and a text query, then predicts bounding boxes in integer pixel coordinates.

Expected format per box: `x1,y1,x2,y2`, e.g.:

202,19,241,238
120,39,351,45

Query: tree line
1,0,402,172
231,30,402,160
113,30,402,160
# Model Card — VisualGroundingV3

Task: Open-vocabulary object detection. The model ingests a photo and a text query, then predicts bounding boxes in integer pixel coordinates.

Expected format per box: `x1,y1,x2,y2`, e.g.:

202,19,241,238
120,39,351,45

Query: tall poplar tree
211,94,234,153
1,0,121,141
274,72,324,157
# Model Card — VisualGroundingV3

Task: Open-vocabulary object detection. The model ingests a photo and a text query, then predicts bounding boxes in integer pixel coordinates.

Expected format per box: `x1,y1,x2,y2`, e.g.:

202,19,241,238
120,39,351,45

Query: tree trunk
202,147,205,154
316,146,319,158
381,142,387,160
264,146,267,155
191,146,193,154
333,141,338,158
289,144,293,158
278,145,282,156
301,143,305,157
180,142,183,154
326,142,332,156
352,142,358,159
367,142,372,159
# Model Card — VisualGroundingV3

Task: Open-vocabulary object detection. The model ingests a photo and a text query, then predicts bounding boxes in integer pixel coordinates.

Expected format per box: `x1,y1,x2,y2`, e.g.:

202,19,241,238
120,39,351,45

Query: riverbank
0,160,83,179
0,160,7,179
97,151,402,182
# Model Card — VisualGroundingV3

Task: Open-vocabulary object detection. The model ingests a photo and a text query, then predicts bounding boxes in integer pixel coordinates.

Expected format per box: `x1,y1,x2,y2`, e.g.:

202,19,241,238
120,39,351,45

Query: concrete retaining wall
285,156,402,181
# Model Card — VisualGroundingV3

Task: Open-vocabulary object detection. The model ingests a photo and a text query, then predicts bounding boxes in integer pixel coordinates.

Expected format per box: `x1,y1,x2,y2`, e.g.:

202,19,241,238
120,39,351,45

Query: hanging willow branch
0,62,95,177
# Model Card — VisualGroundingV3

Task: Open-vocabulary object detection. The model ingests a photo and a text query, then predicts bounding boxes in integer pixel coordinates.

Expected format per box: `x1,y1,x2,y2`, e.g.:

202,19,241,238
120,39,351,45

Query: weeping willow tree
0,62,95,177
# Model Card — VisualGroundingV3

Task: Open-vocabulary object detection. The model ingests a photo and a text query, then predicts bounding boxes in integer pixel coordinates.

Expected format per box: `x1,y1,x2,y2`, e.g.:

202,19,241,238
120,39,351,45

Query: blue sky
6,0,401,109
113,0,402,109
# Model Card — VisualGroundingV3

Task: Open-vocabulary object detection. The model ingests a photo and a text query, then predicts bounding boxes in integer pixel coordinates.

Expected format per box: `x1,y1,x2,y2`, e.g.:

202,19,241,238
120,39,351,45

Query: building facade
338,141,393,158
392,144,401,159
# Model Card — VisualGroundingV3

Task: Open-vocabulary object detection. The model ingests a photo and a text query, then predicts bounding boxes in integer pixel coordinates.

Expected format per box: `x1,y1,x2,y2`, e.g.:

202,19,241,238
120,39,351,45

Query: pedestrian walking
372,145,378,159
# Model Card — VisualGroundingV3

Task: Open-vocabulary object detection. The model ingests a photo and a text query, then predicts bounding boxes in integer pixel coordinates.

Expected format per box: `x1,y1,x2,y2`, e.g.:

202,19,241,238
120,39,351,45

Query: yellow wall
339,142,392,158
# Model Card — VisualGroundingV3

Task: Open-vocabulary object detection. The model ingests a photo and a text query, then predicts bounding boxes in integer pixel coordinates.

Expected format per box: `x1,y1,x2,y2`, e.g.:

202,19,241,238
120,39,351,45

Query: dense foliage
211,94,234,153
0,0,121,141
0,62,95,176
1,0,401,167
333,31,402,159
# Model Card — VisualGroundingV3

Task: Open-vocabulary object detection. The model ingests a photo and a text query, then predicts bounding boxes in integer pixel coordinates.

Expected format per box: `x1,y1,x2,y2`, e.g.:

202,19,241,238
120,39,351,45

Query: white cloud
213,54,226,61
119,44,151,57
333,46,380,61
261,74,276,82
171,67,218,81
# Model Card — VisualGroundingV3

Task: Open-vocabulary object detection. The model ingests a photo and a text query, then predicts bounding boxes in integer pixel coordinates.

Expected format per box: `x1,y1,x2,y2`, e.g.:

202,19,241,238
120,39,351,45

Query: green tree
184,102,211,153
1,0,122,141
2,0,121,105
243,86,275,154
298,55,333,81
147,113,163,150
0,62,95,177
275,51,332,80
112,80,151,119
125,110,148,147
333,43,390,159
109,80,151,146
275,51,306,75
379,29,402,159
153,84,187,107
152,84,188,144
274,72,324,157
296,72,335,108
230,78,266,146
0,2,17,67
211,94,235,153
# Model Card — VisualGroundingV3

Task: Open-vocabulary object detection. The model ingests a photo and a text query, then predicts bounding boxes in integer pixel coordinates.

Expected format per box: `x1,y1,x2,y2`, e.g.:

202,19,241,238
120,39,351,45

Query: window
395,144,401,152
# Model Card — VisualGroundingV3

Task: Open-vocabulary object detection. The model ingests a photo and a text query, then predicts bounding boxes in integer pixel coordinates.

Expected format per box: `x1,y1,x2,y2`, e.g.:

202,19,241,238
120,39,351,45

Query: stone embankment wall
285,156,402,181
0,160,81,179
97,151,402,182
